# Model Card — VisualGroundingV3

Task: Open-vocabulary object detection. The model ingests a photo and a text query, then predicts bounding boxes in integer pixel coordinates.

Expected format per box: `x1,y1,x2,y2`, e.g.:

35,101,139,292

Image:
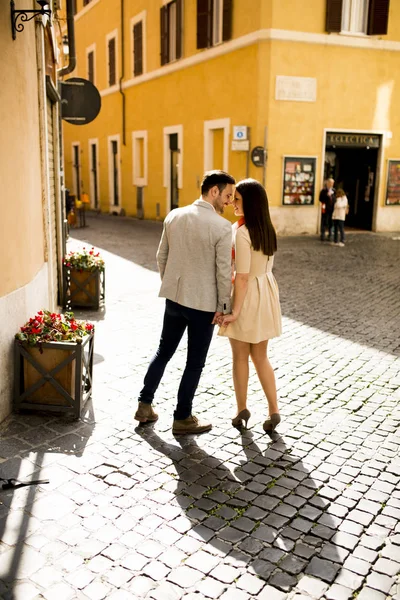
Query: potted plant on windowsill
63,246,105,310
14,310,94,419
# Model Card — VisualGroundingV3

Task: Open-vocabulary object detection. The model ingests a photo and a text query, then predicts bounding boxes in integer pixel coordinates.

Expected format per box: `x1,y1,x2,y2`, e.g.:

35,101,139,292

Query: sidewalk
1,214,400,600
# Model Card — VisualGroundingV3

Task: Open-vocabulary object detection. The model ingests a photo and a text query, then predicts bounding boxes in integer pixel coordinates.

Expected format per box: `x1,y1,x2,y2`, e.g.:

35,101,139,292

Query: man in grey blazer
135,170,235,434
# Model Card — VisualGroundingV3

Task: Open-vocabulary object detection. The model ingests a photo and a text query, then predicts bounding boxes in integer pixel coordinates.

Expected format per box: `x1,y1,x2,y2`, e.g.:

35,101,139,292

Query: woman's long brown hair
236,179,277,256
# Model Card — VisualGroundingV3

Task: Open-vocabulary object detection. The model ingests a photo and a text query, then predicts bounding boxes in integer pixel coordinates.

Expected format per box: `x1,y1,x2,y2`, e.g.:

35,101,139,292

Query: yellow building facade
0,3,63,422
63,0,400,234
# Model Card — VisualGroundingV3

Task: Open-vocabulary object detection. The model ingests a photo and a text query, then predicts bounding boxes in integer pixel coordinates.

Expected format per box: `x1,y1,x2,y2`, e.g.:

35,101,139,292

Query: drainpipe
120,0,126,145
58,0,76,77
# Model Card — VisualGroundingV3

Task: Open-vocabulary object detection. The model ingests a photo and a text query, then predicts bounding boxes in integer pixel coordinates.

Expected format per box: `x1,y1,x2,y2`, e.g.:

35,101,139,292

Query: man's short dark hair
201,170,235,196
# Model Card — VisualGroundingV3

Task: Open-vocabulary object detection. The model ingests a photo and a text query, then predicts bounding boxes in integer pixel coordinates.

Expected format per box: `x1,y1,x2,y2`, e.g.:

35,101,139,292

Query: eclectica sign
326,133,380,148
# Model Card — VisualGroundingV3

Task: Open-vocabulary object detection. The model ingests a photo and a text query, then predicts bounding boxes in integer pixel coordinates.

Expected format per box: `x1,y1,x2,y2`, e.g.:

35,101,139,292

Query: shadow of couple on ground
136,423,342,595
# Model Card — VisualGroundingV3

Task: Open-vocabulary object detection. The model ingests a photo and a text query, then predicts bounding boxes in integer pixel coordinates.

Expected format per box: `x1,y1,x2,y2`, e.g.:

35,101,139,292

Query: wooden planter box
14,333,94,419
63,266,105,310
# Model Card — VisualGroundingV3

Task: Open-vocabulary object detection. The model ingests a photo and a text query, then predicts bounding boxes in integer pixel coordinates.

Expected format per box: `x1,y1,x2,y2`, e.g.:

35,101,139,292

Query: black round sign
61,77,101,125
251,146,266,167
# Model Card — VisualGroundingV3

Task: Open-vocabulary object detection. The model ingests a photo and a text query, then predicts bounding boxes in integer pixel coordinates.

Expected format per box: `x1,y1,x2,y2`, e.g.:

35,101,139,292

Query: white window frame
132,130,148,186
71,142,81,199
88,138,100,209
86,43,96,84
212,0,224,46
163,125,183,214
203,118,230,172
108,134,122,212
130,11,147,77
341,0,369,35
106,29,119,90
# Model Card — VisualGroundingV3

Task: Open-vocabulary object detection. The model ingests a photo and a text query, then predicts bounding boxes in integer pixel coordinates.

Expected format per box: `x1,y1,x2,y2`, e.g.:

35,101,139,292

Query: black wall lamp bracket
10,0,51,40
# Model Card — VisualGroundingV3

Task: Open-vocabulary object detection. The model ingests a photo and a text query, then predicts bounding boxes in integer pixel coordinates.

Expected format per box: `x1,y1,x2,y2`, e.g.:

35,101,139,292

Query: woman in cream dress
218,179,282,432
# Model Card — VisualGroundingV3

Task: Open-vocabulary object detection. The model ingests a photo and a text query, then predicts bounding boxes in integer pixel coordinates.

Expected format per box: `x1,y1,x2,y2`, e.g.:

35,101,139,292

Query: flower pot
14,333,94,419
63,266,105,310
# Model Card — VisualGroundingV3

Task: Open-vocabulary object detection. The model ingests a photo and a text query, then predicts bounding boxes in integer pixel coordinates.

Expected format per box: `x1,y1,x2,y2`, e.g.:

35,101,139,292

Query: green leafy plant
63,247,105,272
15,310,94,347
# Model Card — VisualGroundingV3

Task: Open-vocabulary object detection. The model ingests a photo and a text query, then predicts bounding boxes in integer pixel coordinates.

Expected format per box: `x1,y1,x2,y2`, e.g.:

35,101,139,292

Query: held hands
217,312,238,327
212,311,223,325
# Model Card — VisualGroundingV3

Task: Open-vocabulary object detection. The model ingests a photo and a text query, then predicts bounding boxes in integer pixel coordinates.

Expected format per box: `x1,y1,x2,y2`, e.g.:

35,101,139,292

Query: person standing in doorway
332,188,349,247
319,178,335,241
135,170,235,435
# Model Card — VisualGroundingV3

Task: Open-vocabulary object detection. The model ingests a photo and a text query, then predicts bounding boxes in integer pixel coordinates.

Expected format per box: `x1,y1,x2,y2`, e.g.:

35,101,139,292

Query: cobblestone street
1,214,400,600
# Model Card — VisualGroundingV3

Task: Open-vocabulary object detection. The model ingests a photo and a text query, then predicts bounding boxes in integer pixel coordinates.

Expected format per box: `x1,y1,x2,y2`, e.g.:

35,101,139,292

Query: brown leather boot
134,402,159,423
172,415,212,435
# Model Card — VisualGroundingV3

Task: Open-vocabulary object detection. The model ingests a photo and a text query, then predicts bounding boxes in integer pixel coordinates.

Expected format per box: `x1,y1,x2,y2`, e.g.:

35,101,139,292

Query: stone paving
1,214,400,600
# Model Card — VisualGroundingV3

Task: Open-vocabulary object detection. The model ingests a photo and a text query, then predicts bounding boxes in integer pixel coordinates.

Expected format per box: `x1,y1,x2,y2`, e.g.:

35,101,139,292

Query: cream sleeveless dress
218,224,282,344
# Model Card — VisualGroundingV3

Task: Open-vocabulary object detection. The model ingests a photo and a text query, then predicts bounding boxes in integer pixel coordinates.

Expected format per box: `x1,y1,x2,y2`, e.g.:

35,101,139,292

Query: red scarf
232,218,246,261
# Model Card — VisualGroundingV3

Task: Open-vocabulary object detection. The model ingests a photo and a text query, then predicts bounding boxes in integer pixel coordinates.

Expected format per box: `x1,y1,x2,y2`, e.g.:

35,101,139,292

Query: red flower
85,323,94,332
70,322,78,331
31,327,42,334
38,311,43,315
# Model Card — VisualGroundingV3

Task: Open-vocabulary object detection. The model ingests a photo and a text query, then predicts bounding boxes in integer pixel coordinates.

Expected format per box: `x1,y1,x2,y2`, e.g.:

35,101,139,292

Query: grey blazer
157,199,232,314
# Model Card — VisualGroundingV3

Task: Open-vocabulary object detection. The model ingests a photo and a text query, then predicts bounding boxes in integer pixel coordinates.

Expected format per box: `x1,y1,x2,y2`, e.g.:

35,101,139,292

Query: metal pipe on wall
120,0,126,146
58,0,76,77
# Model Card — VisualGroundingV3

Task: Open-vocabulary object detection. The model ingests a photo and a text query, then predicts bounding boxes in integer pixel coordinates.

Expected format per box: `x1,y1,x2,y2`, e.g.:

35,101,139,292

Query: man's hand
212,311,223,325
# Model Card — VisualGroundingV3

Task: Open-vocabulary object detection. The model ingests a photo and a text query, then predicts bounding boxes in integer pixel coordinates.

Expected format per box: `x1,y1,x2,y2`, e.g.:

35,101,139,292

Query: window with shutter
197,0,211,49
197,0,232,48
222,0,233,41
160,1,183,66
133,21,143,76
367,0,390,35
108,37,116,86
87,51,94,83
326,0,344,32
327,0,389,35
160,5,168,65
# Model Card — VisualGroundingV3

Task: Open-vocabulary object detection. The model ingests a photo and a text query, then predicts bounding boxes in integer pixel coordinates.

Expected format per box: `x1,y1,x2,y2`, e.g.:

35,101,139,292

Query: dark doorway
73,145,81,200
169,133,179,211
111,140,119,207
90,143,98,209
325,143,379,231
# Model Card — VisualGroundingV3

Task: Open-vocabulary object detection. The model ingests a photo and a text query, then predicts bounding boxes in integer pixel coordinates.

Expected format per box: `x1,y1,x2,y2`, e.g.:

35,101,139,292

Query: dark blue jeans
138,300,215,420
320,213,333,241
334,219,345,243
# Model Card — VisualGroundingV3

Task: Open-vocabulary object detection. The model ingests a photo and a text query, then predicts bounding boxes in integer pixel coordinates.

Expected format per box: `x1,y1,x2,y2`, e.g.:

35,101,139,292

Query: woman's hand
219,312,238,327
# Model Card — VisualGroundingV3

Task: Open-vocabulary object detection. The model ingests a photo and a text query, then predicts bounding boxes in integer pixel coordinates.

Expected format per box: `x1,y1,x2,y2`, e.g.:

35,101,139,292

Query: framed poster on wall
386,160,400,205
282,156,316,205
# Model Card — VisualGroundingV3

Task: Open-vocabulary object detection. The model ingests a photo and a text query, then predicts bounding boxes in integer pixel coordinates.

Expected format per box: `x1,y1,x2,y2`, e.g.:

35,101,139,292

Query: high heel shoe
232,409,251,429
263,413,281,433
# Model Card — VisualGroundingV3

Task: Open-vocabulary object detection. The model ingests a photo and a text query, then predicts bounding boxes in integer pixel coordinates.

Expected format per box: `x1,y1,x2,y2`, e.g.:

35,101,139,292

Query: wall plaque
275,76,317,102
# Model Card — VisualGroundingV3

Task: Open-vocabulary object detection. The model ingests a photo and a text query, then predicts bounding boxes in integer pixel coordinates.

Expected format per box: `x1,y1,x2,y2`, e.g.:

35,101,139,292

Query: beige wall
0,11,45,297
0,9,54,422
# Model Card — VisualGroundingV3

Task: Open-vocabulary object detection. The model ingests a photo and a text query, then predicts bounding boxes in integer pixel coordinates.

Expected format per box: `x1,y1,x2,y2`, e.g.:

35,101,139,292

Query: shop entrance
324,133,381,230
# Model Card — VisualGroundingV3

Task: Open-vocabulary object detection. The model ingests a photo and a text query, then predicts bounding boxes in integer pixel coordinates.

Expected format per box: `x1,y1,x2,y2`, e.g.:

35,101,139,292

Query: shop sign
326,133,380,148
282,156,316,206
